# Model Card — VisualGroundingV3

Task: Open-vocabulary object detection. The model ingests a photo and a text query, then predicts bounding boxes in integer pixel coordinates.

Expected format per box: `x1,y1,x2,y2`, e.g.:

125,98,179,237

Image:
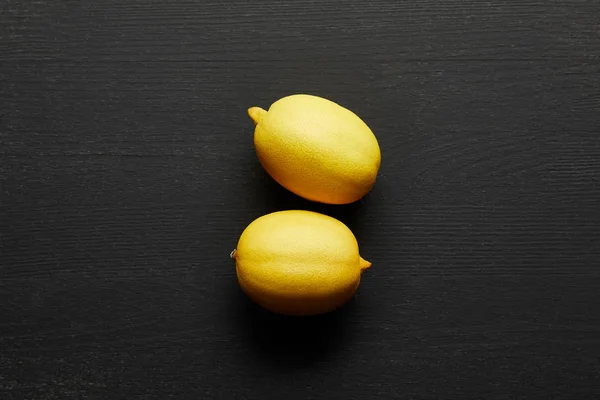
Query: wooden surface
2,1,600,398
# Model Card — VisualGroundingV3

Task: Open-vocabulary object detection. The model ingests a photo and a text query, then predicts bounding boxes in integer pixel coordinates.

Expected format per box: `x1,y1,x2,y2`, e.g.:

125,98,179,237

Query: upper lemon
248,94,381,204
232,210,371,316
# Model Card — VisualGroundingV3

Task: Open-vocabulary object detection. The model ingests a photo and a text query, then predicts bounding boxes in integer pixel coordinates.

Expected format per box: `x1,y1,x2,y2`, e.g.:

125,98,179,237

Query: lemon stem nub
248,107,267,125
230,249,237,260
359,257,372,271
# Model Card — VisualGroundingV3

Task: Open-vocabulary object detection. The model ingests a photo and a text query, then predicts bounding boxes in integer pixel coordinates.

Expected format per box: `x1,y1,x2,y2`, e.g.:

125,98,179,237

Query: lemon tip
248,107,267,125
359,257,372,271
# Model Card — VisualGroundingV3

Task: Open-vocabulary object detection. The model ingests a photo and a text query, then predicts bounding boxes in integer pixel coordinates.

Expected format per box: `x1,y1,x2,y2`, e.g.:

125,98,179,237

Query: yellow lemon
248,94,381,204
231,210,371,316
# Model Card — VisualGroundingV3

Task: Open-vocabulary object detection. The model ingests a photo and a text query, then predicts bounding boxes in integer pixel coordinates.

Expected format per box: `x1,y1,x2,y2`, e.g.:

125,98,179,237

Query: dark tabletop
1,1,600,399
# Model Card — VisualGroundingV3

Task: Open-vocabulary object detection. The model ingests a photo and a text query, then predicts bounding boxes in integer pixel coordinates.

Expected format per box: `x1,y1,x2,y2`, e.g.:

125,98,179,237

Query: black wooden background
2,1,600,399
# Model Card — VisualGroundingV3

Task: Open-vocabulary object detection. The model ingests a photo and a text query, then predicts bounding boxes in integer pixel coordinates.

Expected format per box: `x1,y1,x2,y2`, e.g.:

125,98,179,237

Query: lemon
231,210,371,316
248,94,381,205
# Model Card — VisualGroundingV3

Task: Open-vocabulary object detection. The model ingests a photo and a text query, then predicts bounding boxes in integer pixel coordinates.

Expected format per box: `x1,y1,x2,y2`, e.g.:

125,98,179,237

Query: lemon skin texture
232,210,372,316
248,94,381,205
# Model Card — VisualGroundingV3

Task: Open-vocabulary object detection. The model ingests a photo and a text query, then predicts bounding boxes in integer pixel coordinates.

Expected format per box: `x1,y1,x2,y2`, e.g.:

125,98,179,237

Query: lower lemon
231,210,371,315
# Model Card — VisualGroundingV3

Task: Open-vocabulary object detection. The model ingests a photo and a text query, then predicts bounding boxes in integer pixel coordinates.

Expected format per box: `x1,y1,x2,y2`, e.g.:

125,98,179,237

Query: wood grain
1,0,600,399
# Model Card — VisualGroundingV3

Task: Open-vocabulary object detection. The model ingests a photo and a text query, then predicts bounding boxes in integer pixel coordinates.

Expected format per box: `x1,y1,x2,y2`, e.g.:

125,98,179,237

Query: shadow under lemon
233,284,359,369
254,166,372,240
